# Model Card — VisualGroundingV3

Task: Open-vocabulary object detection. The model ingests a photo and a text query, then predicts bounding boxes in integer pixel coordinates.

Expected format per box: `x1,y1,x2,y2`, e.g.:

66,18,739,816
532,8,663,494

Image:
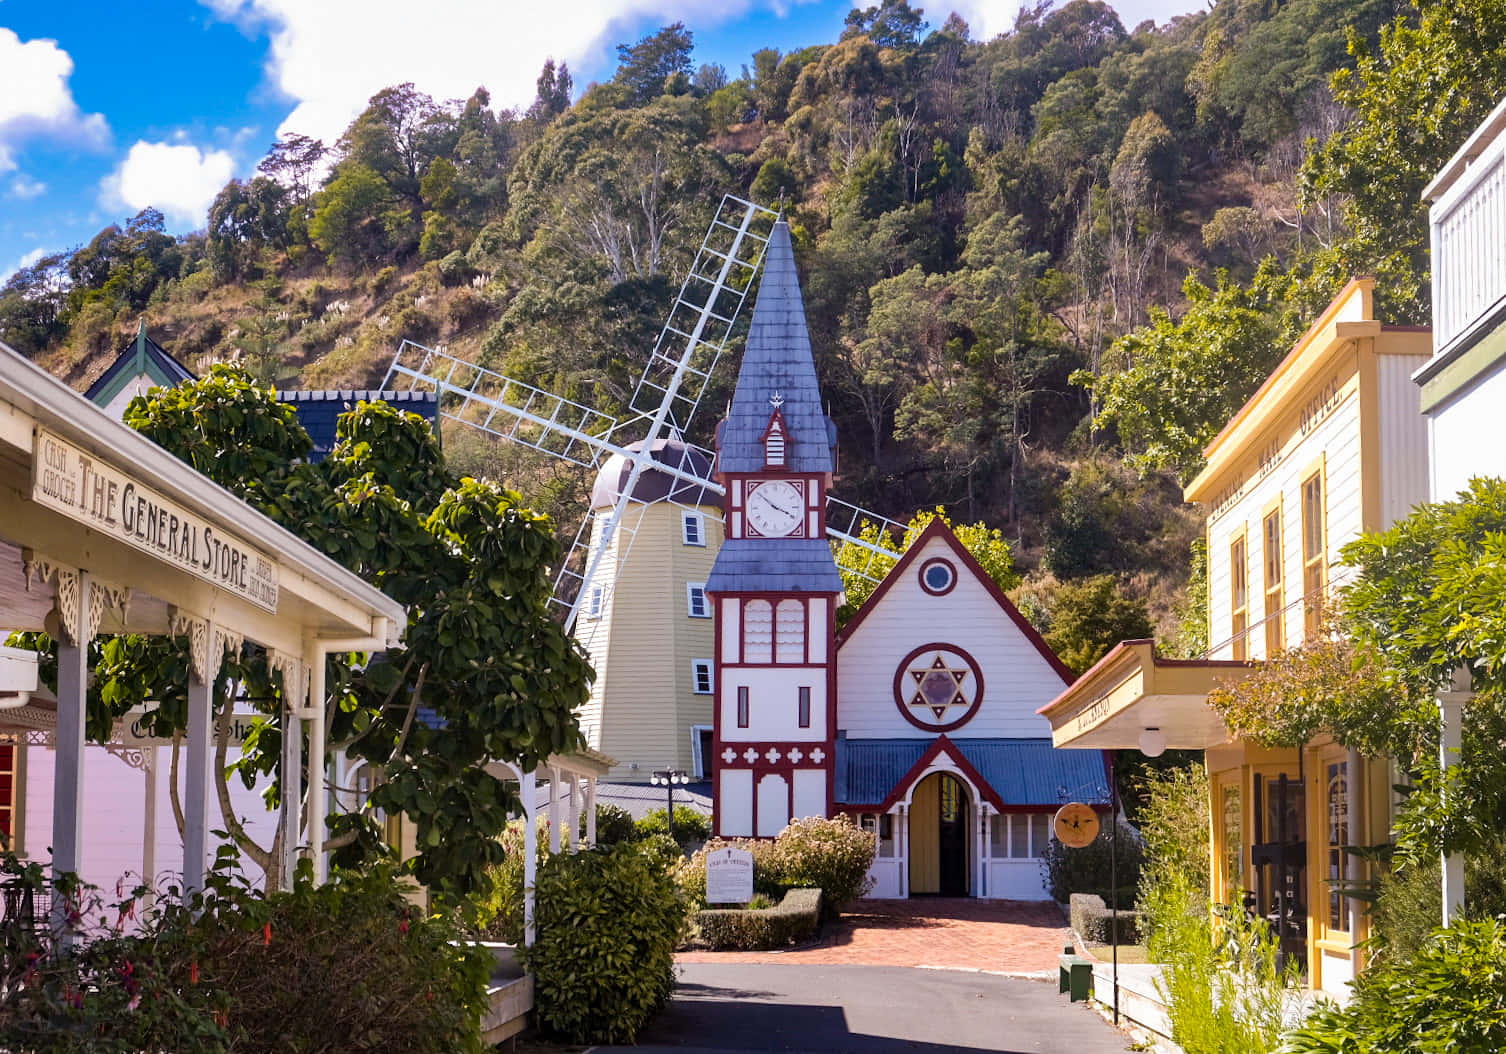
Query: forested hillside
6,0,1503,660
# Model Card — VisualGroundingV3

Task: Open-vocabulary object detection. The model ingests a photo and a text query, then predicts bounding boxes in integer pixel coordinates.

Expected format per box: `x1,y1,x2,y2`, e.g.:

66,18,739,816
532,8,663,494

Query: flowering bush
680,815,875,917
0,852,490,1053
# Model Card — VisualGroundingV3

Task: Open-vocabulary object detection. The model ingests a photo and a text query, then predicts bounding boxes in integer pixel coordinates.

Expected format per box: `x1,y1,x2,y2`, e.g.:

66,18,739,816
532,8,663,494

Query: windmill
381,195,904,775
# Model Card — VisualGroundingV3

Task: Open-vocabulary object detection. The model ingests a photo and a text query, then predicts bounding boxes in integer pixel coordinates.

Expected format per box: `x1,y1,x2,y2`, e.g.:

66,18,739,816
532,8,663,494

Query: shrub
1041,817,1142,909
1134,764,1210,943
770,815,875,916
521,841,688,1044
437,250,474,287
678,816,875,917
697,888,822,950
369,265,399,294
585,803,640,846
1370,837,1506,964
0,854,490,1054
1069,892,1139,945
637,806,711,852
1280,918,1506,1054
1146,873,1300,1054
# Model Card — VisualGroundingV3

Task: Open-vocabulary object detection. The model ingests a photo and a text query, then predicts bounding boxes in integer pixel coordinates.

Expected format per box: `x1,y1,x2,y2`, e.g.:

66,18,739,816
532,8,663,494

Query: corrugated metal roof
277,389,438,462
835,736,1109,808
716,221,834,475
705,537,844,594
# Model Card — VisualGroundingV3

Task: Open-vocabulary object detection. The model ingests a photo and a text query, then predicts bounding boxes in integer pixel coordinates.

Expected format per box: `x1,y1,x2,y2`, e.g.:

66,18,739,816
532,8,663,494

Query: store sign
31,429,279,612
705,847,755,904
115,708,255,748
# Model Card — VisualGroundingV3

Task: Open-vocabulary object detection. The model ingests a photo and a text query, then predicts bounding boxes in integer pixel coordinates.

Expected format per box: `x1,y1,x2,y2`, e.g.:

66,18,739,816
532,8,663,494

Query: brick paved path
678,898,1071,973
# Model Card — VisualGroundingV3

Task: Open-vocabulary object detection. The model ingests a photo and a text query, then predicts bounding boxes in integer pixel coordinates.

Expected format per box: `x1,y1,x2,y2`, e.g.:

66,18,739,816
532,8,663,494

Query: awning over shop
1037,640,1252,750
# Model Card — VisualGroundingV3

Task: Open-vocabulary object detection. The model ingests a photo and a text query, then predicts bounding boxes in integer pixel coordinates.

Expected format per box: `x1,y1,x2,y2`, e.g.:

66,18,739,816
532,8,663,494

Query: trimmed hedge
697,888,823,950
1070,892,1140,945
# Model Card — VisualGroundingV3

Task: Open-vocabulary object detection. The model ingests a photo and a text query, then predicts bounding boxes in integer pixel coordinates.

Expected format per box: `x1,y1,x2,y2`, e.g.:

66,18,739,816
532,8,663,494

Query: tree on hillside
531,59,573,121
613,23,694,106
309,164,399,266
0,252,70,355
843,0,928,49
257,133,327,207
1302,0,1506,323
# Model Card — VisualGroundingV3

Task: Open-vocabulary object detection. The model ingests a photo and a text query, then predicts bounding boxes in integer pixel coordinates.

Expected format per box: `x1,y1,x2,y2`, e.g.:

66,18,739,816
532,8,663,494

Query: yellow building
575,440,724,781
1040,279,1431,996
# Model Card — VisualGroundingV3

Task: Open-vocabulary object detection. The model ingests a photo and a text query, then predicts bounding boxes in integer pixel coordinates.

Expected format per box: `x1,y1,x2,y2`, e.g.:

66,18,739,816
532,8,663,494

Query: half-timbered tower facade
706,221,843,838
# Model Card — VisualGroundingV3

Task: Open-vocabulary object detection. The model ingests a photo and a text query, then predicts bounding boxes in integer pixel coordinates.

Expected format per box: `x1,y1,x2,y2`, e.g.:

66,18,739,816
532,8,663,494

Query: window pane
736,686,749,727
1031,814,1050,857
1327,762,1349,933
989,814,1006,857
1009,815,1029,858
798,686,811,727
879,814,895,858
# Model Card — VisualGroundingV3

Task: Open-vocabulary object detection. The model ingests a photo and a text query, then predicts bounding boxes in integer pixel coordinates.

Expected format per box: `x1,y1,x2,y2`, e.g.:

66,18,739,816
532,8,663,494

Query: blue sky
0,0,1198,283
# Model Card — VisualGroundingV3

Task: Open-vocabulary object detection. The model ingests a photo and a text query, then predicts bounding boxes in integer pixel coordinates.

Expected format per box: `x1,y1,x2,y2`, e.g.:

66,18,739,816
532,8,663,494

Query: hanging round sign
1053,802,1101,849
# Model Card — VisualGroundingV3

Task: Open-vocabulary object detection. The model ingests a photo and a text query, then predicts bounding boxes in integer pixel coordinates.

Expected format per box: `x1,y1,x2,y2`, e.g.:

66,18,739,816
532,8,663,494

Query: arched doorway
909,772,970,896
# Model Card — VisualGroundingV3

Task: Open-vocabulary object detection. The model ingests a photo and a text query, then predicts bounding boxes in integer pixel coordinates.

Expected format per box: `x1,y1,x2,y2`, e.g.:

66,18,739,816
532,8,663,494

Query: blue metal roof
716,221,834,475
835,736,1110,808
277,389,439,462
705,537,844,594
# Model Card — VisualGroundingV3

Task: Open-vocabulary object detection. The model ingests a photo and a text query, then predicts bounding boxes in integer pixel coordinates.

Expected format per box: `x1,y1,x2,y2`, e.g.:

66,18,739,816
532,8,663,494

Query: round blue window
919,558,956,595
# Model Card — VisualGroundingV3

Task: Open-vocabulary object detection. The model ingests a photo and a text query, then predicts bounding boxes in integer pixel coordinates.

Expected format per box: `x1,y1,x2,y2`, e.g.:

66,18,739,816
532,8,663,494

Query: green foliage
697,888,823,950
520,841,688,1044
679,816,876,916
1069,892,1139,944
635,805,711,851
835,507,1021,626
1280,918,1506,1054
1368,838,1506,966
1133,764,1210,944
310,163,399,266
1083,264,1296,483
612,23,695,106
1302,0,1506,323
1041,817,1142,908
588,803,641,846
1175,537,1209,658
1147,875,1301,1054
1042,574,1153,675
0,853,490,1054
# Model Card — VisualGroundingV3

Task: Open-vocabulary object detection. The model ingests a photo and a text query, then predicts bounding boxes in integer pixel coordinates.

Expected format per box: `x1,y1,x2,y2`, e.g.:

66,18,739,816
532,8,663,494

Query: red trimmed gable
841,734,1007,813
837,517,1074,684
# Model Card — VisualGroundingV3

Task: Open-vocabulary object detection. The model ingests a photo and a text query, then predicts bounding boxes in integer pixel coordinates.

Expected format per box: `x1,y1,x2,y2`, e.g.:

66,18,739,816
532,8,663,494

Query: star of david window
892,642,985,732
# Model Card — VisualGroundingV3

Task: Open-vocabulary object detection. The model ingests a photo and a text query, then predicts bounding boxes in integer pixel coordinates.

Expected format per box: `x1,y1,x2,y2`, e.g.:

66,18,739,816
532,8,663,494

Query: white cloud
0,28,109,172
101,141,235,227
8,174,46,199
201,0,770,146
4,247,48,285
940,0,1200,39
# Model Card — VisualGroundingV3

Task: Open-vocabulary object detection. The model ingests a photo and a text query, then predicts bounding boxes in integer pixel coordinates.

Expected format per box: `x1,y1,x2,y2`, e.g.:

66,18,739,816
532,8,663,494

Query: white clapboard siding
837,535,1064,739
1377,352,1430,525
1432,152,1506,353
1430,359,1506,501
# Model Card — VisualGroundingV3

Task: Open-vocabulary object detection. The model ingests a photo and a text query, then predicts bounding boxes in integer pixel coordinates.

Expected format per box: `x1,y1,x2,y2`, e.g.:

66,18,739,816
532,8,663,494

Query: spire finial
769,391,784,409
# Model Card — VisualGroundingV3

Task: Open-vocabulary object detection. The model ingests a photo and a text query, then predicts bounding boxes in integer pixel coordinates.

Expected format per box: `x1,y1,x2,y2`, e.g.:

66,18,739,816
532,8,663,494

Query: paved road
600,963,1131,1053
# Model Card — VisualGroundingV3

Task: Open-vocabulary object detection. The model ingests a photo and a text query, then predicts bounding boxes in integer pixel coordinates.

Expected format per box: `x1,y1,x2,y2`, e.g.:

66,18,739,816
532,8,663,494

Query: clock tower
706,220,843,838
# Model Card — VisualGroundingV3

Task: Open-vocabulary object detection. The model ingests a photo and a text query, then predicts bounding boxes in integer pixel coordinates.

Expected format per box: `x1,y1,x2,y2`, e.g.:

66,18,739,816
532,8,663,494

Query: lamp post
651,770,689,841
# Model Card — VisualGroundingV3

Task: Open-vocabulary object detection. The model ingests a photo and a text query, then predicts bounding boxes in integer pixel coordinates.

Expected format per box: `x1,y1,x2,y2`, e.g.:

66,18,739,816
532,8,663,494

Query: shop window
1222,784,1243,894
1302,470,1327,641
1264,506,1284,655
1230,531,1249,660
1327,761,1350,935
682,511,705,546
0,739,15,847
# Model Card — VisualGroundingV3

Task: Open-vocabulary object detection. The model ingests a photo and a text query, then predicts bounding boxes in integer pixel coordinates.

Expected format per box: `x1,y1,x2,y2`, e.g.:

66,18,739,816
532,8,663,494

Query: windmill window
682,512,705,547
687,582,710,618
692,660,714,694
583,585,604,620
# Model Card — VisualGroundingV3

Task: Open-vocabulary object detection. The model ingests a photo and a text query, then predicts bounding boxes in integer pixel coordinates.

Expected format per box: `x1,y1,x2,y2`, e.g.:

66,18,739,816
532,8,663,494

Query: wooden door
909,776,939,894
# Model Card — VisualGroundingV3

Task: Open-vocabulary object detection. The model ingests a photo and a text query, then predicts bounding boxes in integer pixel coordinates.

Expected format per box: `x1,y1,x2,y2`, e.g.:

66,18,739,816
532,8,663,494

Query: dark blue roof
705,537,844,594
84,322,196,404
835,736,1110,808
716,222,834,475
278,389,439,462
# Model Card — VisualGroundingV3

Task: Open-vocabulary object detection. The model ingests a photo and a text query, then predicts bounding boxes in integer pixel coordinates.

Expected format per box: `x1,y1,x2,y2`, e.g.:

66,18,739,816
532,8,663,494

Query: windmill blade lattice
381,195,908,633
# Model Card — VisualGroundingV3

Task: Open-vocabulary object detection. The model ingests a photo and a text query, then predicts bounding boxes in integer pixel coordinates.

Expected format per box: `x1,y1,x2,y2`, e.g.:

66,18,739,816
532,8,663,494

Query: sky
0,0,1202,283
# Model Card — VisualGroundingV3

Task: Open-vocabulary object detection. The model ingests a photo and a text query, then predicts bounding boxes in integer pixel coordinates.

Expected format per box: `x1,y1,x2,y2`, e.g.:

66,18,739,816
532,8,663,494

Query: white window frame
690,724,714,778
691,659,714,694
682,511,706,547
583,584,604,620
686,582,710,618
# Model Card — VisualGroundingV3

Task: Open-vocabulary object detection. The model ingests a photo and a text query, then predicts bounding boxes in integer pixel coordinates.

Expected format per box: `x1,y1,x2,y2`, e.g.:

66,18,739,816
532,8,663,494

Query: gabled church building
705,221,1107,899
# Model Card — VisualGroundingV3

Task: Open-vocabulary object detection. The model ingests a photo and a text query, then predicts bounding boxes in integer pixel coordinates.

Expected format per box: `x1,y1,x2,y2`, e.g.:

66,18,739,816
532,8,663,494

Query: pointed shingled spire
716,221,834,475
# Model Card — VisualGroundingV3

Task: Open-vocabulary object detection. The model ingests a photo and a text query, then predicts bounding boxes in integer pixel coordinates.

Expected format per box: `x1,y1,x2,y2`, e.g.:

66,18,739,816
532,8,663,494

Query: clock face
1052,803,1101,849
746,480,804,537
